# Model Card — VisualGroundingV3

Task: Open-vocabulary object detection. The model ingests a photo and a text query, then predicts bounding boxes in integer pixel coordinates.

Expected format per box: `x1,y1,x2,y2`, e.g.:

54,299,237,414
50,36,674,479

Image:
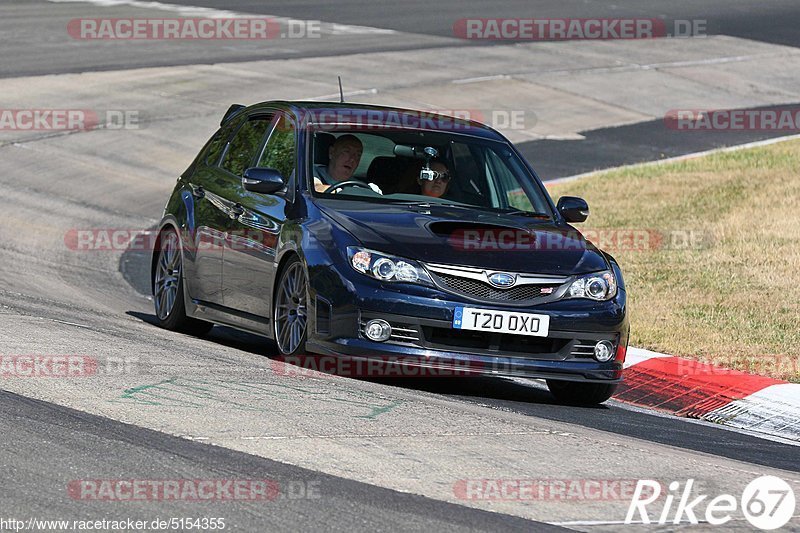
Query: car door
193,112,275,308
221,112,298,319
182,116,243,305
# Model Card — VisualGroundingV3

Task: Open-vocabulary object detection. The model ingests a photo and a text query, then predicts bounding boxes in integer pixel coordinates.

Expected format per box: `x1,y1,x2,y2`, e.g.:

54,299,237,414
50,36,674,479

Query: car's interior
311,130,551,215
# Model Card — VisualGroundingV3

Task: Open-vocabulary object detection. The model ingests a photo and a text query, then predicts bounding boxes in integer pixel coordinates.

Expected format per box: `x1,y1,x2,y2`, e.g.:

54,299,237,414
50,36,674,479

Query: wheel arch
272,249,303,308
150,218,182,297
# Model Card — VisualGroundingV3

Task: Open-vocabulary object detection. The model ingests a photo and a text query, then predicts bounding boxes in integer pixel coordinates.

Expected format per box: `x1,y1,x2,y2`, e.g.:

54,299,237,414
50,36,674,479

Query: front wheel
153,228,213,336
546,380,617,406
273,257,308,355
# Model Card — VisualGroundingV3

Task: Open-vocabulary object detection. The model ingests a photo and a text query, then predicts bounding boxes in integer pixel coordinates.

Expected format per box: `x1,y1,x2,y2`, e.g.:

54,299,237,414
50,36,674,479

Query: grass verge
546,140,800,381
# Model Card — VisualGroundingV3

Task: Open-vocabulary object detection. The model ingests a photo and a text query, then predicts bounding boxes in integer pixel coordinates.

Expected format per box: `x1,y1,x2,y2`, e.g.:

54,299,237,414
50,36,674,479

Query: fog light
364,319,392,342
594,341,614,362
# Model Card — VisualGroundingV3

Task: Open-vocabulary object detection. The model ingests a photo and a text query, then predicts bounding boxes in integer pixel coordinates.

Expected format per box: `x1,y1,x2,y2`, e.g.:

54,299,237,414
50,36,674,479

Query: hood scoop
427,221,527,240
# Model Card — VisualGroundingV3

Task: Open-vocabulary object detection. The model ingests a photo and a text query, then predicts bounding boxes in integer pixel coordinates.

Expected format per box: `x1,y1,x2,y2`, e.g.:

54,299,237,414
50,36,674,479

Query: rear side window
257,114,296,181
221,116,273,176
202,119,239,166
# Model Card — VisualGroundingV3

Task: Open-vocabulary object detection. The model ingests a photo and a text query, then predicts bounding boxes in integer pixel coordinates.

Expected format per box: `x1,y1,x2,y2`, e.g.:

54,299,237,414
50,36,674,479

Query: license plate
452,307,550,337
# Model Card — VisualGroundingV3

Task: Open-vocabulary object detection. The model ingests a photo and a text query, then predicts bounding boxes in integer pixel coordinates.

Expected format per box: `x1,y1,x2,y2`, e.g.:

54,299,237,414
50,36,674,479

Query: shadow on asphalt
125,312,800,473
126,310,607,410
119,225,158,297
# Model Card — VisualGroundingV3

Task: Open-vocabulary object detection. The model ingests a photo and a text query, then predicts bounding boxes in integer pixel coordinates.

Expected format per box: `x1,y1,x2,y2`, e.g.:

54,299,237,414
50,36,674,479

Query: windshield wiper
372,200,551,218
499,209,551,219
382,199,470,209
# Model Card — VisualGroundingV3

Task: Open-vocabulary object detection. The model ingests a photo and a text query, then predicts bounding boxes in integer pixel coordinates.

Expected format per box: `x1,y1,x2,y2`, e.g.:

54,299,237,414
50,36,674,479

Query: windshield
308,128,553,217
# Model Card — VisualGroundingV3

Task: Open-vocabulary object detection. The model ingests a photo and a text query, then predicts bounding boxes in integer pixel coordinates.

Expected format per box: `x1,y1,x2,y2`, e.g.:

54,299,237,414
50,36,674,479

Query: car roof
238,100,507,141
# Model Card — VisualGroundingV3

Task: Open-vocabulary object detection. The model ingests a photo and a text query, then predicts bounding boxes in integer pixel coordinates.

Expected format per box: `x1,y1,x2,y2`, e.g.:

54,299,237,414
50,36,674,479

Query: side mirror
242,167,285,194
557,196,589,223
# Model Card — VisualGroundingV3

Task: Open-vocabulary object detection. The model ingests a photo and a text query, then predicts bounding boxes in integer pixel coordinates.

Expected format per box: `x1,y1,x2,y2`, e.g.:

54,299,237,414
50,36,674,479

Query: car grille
434,272,559,302
421,326,570,357
570,340,597,358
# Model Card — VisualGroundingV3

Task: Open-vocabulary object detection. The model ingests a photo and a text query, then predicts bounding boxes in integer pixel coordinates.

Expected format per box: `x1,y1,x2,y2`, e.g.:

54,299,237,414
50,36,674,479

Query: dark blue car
152,101,629,405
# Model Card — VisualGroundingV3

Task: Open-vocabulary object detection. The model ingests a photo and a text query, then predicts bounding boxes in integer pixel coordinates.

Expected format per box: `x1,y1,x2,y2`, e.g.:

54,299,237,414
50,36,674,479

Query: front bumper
307,266,628,383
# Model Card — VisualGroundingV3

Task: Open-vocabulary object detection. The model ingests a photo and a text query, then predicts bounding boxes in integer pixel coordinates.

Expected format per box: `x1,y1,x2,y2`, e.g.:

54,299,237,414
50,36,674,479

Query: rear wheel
273,257,308,356
153,228,213,336
546,380,617,406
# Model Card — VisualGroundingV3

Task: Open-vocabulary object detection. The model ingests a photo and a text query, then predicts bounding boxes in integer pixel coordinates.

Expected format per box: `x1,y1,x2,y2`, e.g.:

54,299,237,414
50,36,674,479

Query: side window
221,116,273,176
486,147,542,212
486,149,519,209
203,119,240,166
257,115,296,181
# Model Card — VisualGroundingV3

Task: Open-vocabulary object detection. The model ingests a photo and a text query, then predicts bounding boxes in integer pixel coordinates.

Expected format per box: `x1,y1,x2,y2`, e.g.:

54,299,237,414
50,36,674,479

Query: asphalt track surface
6,0,800,78
2,1,800,531
518,107,800,180
6,0,800,178
0,389,561,532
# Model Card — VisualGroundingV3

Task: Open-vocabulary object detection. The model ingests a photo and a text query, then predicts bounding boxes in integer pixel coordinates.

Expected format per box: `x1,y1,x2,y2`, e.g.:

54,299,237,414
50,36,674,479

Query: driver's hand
313,177,331,193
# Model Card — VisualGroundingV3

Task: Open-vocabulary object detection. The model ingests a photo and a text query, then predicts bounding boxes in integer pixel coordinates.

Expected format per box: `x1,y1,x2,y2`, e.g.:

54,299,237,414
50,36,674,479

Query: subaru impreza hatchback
152,101,629,405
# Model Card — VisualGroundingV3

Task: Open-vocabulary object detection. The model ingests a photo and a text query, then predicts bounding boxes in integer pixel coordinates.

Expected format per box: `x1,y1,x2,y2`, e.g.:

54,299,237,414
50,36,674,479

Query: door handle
192,186,205,199
230,203,244,218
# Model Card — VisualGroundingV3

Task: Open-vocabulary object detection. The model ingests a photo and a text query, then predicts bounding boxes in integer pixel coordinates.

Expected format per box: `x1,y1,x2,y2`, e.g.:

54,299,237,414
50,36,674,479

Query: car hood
317,200,609,275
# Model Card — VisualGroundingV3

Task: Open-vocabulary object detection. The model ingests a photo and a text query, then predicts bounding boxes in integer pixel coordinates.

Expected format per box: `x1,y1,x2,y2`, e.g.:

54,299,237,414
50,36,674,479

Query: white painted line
50,319,95,330
552,517,765,527
452,74,511,85
545,133,800,186
307,87,379,101
47,0,397,35
642,50,800,70
49,0,242,17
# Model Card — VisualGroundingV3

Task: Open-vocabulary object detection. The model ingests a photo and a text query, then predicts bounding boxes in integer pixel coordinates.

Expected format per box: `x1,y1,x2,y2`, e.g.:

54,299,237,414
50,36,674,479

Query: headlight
347,247,434,286
566,270,617,301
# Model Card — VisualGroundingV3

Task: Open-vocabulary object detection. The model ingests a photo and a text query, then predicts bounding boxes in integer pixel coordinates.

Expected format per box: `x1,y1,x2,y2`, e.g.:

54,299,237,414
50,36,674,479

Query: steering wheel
324,180,374,194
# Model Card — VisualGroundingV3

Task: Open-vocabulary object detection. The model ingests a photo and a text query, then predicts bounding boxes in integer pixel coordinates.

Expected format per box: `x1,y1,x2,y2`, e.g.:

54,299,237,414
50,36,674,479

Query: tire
546,379,617,406
273,256,308,356
153,228,213,336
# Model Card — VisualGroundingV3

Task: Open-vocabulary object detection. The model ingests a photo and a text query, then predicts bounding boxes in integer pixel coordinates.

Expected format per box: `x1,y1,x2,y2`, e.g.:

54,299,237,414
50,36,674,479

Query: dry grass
547,140,800,381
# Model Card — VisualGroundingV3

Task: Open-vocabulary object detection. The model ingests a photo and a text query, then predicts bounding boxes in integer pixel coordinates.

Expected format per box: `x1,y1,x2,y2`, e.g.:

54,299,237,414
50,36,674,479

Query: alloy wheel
154,231,181,320
275,261,308,354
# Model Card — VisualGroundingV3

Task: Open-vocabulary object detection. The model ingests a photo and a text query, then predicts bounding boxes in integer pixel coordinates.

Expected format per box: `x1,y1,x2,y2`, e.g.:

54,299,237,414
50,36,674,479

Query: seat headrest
314,133,336,165
367,156,404,181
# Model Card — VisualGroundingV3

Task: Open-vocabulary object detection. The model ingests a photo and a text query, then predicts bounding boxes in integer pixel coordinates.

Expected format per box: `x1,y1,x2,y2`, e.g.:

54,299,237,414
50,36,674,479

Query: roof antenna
338,76,345,103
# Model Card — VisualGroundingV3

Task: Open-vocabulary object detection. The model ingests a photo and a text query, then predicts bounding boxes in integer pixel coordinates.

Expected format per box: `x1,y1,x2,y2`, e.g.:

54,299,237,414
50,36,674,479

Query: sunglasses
430,171,451,182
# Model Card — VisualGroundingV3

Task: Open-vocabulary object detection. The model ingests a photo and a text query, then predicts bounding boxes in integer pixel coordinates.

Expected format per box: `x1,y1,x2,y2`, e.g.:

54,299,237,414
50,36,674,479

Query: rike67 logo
626,476,796,530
